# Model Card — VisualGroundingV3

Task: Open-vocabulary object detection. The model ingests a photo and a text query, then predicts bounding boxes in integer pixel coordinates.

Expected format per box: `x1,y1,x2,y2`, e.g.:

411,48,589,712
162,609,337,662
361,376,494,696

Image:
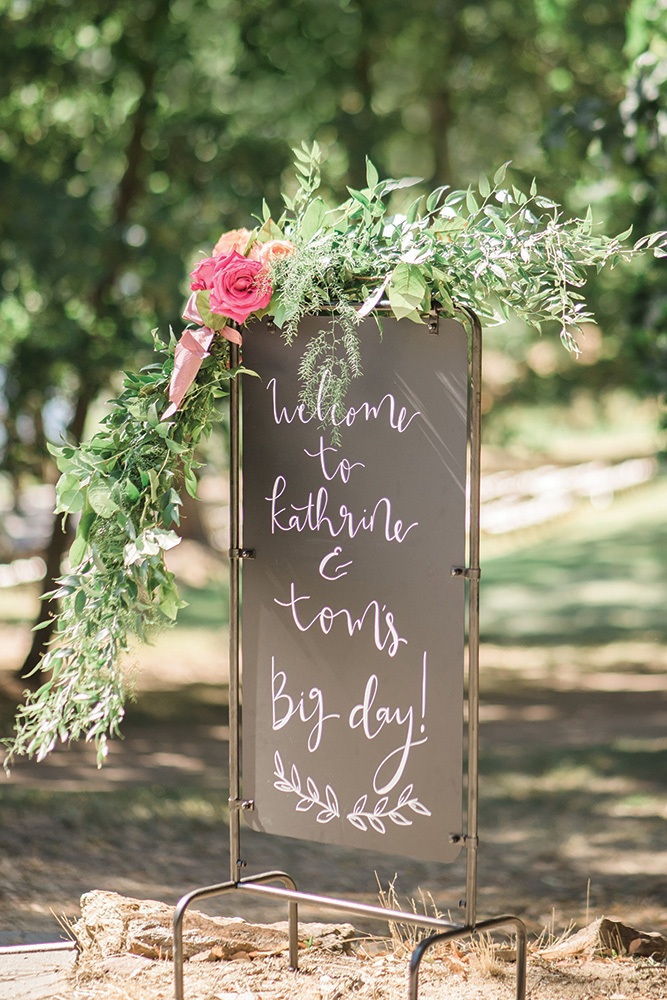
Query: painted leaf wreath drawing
272,752,431,834
4,141,666,770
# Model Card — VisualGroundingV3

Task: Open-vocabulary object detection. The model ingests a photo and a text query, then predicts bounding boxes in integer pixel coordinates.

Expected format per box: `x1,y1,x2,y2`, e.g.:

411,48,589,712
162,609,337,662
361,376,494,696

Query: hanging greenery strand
4,334,246,769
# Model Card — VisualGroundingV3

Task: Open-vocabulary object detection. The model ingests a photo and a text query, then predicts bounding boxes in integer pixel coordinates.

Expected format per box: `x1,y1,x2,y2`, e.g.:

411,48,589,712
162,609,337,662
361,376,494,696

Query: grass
481,473,667,646
0,785,229,832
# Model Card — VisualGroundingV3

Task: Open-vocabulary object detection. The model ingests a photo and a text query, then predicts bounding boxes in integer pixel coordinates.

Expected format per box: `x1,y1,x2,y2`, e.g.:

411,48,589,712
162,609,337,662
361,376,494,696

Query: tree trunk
15,56,158,685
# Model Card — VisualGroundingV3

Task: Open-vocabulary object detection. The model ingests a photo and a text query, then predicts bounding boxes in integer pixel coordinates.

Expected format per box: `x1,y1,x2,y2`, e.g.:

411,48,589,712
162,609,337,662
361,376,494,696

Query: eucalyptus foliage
5,144,666,768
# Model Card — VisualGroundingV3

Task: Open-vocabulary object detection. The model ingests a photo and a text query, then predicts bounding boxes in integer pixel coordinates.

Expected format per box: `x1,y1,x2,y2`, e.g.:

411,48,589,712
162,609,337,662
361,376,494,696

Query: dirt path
2,634,666,944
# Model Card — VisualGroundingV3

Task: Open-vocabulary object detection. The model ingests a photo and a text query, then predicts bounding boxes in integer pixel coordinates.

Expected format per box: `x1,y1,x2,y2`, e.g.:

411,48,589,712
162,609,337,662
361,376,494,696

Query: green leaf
478,173,490,198
347,187,371,210
299,197,327,243
426,186,449,212
184,467,198,498
55,473,86,515
268,296,292,328
69,534,89,568
148,468,159,503
405,195,423,225
258,216,284,242
151,527,181,551
32,618,54,631
483,206,508,235
489,262,507,280
377,176,422,195
614,226,633,242
125,480,141,502
433,216,467,236
365,157,379,189
87,479,119,518
466,188,479,215
147,402,159,428
388,262,428,321
165,438,188,455
158,585,187,621
195,290,229,332
493,162,510,185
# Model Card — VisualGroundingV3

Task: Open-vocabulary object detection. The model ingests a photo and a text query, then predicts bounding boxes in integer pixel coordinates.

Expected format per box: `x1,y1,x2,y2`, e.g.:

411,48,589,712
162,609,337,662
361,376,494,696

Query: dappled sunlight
122,629,230,689
481,457,655,535
479,703,557,722
576,671,667,691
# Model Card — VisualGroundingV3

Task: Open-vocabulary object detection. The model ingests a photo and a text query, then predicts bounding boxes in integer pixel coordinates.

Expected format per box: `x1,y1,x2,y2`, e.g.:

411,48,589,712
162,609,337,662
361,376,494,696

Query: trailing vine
4,333,247,769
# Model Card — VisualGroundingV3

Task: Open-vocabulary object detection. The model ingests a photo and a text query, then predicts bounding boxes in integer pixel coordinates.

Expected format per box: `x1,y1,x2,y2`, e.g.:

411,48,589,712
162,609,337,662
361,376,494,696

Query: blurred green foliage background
2,0,666,456
1,0,666,657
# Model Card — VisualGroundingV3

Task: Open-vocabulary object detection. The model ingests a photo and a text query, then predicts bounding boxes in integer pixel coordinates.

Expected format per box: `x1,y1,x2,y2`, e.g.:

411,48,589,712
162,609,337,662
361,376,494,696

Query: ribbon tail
162,327,215,419
218,323,243,346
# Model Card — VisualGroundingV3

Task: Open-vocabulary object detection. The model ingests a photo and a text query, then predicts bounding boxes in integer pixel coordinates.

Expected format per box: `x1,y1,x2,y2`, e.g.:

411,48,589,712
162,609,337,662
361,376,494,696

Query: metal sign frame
172,309,527,1000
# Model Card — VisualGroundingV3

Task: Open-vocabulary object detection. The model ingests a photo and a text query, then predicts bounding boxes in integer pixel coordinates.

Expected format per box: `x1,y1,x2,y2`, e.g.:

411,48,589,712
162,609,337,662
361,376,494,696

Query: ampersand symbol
318,546,353,581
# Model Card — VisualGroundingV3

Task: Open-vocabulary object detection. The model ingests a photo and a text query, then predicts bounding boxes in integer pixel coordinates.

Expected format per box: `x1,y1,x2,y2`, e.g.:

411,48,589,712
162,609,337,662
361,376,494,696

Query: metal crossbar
173,877,526,1000
409,915,527,1000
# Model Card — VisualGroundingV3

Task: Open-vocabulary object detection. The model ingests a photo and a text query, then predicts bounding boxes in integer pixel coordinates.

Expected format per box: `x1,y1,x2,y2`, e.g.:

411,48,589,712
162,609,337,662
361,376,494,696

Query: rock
269,919,356,954
538,916,667,961
72,890,356,963
598,917,667,959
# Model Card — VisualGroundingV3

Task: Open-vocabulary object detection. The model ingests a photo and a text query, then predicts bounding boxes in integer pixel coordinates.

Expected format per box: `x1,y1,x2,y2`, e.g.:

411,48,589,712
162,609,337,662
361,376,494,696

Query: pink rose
189,256,217,291
208,250,272,324
257,239,297,264
212,227,253,257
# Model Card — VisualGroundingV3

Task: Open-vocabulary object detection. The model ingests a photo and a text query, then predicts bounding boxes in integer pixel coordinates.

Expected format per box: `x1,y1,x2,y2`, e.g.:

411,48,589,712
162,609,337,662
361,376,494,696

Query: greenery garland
4,335,246,769
275,145,665,404
4,144,666,769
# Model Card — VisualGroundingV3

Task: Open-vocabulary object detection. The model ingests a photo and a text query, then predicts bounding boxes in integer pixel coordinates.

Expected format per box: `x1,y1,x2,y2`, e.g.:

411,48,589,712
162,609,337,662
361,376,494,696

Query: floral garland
4,143,666,769
164,143,667,430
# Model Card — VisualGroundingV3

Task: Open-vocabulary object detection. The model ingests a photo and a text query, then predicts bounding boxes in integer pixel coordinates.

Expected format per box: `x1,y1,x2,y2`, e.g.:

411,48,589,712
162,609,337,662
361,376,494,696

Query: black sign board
240,315,468,862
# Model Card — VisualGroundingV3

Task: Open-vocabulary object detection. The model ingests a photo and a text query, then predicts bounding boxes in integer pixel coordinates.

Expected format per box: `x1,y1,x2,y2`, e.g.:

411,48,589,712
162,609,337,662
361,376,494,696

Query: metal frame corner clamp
173,308,527,1000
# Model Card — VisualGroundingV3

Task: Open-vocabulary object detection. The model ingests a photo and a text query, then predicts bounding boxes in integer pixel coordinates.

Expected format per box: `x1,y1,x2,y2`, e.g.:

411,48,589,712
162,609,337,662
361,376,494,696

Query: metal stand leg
409,915,527,1000
173,871,299,1000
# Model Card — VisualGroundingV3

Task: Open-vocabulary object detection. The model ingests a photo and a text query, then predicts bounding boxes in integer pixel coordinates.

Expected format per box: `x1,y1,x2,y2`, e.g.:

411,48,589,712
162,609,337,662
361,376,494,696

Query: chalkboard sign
240,315,468,862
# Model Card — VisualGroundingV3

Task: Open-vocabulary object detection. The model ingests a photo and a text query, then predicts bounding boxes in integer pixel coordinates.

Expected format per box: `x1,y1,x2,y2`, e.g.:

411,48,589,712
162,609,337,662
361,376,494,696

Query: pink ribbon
162,327,215,419
162,293,242,419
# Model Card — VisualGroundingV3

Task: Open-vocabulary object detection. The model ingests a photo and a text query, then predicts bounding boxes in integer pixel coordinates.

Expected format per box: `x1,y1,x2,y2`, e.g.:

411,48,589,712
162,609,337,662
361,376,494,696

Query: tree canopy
0,0,664,487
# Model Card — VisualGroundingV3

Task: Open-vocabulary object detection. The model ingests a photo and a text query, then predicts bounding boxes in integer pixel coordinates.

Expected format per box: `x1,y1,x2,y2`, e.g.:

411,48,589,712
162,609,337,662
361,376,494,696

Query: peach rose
257,239,297,264
212,228,253,257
